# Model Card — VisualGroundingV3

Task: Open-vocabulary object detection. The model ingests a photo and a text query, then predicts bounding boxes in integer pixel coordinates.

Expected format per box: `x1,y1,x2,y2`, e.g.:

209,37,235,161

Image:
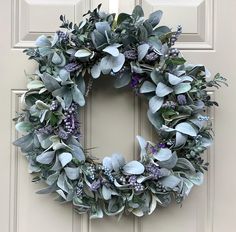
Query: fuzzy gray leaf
36,151,55,164
123,161,145,175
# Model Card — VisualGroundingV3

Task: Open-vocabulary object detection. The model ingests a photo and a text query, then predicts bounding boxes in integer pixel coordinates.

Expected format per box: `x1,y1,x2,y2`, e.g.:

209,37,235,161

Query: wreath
13,4,227,219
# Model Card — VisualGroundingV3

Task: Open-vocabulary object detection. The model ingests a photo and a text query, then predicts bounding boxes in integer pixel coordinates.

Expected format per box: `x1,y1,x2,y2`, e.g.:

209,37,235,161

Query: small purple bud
90,179,101,191
177,94,187,105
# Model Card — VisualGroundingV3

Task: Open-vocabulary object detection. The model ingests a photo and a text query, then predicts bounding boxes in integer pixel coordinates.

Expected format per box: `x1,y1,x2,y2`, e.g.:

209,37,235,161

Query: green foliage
13,4,227,219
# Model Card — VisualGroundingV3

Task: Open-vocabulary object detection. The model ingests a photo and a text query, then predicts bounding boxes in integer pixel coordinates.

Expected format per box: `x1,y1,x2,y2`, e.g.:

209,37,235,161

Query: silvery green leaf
201,137,212,147
132,5,144,18
51,33,58,47
15,122,33,133
159,168,171,177
41,73,61,92
101,54,125,74
137,175,152,183
56,189,67,200
137,43,150,61
136,135,147,159
102,157,113,170
154,148,172,161
91,63,101,79
148,37,162,54
158,152,177,169
175,131,187,147
149,194,157,215
153,26,171,36
114,71,131,88
13,133,34,152
70,145,85,161
59,69,70,81
175,122,197,137
103,45,119,57
181,75,193,82
150,70,163,84
36,183,57,194
27,80,44,90
187,172,204,186
174,82,191,94
102,185,112,200
132,208,144,217
160,175,181,189
58,152,72,167
78,18,86,29
52,52,62,64
147,109,164,129
156,82,173,97
38,47,52,56
63,91,73,108
57,174,69,193
140,81,156,93
74,49,92,58
72,85,85,106
36,151,55,164
147,10,163,27
149,95,164,113
90,207,104,219
168,73,182,85
190,118,205,129
123,161,145,175
95,21,111,33
35,100,49,110
160,125,176,132
46,172,59,185
113,54,126,72
91,30,106,49
176,158,195,172
64,167,80,180
40,110,49,123
111,153,125,172
182,177,194,196
51,156,61,171
35,35,51,47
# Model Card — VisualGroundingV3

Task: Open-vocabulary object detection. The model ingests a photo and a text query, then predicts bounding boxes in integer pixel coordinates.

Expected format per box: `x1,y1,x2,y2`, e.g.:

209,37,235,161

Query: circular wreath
13,5,226,218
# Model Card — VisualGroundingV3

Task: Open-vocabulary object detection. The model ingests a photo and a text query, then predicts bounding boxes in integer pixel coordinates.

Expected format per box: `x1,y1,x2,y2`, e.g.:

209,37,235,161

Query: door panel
1,0,235,232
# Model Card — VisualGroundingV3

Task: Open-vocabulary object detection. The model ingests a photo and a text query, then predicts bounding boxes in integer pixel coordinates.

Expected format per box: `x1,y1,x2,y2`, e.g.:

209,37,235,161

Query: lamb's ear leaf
72,85,85,106
132,5,144,18
41,73,61,92
36,151,55,164
123,161,145,175
140,81,156,93
15,122,33,133
114,71,131,88
137,43,150,61
147,10,163,27
175,122,197,137
149,96,163,113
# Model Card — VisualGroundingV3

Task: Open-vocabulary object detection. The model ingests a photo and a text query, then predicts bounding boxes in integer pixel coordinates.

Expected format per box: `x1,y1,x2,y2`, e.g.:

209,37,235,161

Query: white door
1,0,235,232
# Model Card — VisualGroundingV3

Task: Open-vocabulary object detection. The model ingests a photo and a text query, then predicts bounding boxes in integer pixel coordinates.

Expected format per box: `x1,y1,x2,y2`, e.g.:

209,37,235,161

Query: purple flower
124,50,138,60
145,163,160,179
90,179,101,191
64,62,81,72
158,143,166,148
145,52,159,61
128,175,137,186
177,94,187,105
36,125,53,135
130,73,142,88
58,128,69,140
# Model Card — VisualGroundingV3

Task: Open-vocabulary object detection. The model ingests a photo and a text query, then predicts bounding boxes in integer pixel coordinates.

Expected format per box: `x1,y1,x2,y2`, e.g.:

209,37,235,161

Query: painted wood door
0,0,235,232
